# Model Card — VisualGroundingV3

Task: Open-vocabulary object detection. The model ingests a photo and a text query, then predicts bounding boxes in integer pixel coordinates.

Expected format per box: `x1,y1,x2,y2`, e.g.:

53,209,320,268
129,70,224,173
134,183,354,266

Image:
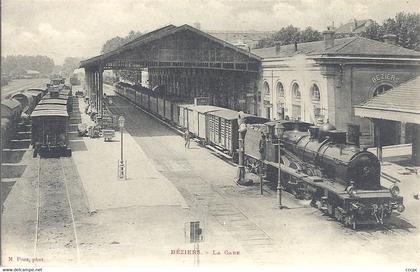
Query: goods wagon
184,105,223,139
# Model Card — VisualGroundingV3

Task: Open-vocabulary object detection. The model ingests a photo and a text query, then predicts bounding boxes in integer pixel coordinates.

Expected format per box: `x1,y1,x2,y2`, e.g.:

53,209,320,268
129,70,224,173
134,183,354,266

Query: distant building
24,70,40,79
251,31,420,147
335,19,374,36
205,30,275,49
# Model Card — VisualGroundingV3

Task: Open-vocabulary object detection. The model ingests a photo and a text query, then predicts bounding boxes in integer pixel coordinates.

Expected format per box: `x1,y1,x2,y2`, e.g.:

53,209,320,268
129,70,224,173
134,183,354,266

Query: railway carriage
1,98,22,121
184,105,223,139
207,109,268,158
12,92,35,115
149,95,158,115
31,106,71,158
38,98,71,113
1,118,14,149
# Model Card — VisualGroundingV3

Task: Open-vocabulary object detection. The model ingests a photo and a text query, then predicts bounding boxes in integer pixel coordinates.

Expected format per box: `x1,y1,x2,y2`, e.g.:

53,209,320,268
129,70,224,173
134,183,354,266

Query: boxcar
149,95,158,115
157,96,165,118
1,98,22,121
177,104,193,128
1,118,14,149
207,109,268,156
39,98,71,113
31,107,71,158
12,92,35,114
185,105,223,139
140,92,149,110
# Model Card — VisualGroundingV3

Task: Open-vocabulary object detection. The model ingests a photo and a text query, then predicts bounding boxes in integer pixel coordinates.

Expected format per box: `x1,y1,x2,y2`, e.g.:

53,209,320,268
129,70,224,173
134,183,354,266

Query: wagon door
198,112,206,139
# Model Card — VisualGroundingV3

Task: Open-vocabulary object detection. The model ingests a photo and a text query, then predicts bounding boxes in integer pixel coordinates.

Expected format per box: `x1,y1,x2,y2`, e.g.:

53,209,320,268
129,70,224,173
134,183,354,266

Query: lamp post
275,122,285,209
237,112,247,185
118,115,127,180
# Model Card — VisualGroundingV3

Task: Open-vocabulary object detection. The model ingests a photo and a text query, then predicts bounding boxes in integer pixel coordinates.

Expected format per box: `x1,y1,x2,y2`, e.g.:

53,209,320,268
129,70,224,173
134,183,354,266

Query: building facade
252,32,420,147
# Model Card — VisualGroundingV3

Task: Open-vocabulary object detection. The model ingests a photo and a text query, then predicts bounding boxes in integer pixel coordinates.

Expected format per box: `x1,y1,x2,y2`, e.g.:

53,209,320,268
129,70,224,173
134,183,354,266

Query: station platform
70,98,188,212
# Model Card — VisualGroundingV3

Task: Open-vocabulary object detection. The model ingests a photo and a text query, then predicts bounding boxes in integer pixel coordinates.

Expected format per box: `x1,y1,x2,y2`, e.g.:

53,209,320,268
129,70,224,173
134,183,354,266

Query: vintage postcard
1,0,420,271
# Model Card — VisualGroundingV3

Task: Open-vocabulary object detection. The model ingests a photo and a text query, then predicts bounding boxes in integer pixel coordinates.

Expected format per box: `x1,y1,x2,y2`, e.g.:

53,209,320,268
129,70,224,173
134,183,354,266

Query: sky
2,0,420,65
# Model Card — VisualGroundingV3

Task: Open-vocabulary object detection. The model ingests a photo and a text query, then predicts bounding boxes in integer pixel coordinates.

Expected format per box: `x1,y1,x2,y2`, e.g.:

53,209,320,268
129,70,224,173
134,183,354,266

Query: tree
255,25,323,49
360,12,420,51
61,57,82,77
101,30,143,83
1,55,55,76
299,27,322,43
273,25,301,45
360,21,383,41
385,12,420,50
101,30,143,54
101,36,125,54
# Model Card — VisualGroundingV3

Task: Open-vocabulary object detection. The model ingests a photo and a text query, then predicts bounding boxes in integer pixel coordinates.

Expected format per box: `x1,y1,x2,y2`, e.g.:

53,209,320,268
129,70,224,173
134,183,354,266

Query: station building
81,24,420,149
251,31,420,147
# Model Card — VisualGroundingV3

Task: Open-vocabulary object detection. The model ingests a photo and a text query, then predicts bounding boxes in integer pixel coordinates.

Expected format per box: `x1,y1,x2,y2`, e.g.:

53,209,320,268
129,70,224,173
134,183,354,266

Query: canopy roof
80,24,261,72
354,76,420,124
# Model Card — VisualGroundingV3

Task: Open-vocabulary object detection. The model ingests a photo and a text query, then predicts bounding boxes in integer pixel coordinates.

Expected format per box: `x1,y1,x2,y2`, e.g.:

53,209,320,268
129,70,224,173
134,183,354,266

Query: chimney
193,22,201,30
294,41,298,52
275,41,281,54
323,29,335,48
383,34,397,45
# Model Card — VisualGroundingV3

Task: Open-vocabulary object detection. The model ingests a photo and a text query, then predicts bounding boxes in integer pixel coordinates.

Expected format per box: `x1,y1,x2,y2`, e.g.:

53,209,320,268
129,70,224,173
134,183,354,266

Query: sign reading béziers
371,73,400,84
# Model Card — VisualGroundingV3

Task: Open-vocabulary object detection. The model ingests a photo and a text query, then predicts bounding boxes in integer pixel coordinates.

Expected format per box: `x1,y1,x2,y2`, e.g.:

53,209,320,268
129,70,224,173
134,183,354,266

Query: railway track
108,97,278,264
33,157,80,264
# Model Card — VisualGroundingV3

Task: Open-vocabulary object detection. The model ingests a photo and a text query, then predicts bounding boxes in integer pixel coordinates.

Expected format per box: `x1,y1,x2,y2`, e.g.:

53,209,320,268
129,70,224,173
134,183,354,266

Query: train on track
2,78,73,158
244,120,405,229
115,82,268,158
114,81,405,229
31,85,73,158
1,88,47,149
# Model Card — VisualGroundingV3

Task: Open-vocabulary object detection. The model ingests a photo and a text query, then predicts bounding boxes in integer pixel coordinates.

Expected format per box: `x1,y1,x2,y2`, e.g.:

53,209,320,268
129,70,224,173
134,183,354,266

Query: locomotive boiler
244,120,405,229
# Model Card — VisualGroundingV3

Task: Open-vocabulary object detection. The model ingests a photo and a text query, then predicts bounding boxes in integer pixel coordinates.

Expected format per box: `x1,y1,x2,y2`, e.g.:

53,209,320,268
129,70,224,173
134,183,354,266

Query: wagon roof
31,110,68,117
60,89,71,95
265,120,312,127
33,104,67,111
12,92,32,100
39,98,68,105
185,105,225,113
42,94,70,100
177,103,194,108
1,98,21,109
210,109,243,120
24,89,44,97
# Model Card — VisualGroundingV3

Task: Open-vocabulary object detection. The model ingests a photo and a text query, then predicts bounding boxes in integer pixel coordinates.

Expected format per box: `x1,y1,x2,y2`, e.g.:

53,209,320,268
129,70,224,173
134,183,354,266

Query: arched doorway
263,81,271,119
291,82,301,120
372,84,400,146
276,82,285,119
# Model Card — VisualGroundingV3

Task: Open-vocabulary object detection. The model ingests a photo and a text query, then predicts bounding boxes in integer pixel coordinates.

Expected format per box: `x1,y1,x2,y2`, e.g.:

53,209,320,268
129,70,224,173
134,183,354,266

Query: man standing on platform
184,129,191,148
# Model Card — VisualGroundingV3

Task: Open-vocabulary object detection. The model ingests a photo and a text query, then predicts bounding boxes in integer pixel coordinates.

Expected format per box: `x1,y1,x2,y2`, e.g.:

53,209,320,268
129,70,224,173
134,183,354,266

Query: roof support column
373,119,383,162
98,67,104,118
412,124,420,166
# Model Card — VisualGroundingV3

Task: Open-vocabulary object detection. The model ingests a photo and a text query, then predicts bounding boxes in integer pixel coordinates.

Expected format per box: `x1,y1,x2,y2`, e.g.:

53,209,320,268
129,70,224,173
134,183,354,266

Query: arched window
276,82,285,120
263,81,270,95
276,82,284,97
311,84,320,101
292,83,300,100
291,82,301,120
373,84,393,97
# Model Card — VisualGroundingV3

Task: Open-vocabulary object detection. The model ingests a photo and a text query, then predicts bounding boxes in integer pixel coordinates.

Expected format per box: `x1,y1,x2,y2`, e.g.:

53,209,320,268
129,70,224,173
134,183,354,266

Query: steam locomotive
244,120,405,229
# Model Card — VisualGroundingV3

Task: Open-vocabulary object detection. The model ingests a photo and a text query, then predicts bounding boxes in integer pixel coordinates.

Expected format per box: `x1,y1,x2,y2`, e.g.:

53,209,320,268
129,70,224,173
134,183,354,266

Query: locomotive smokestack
309,126,320,139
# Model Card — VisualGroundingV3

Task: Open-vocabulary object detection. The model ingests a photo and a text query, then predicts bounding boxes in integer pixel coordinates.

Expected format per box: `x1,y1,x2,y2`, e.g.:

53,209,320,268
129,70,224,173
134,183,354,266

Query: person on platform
184,129,191,148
